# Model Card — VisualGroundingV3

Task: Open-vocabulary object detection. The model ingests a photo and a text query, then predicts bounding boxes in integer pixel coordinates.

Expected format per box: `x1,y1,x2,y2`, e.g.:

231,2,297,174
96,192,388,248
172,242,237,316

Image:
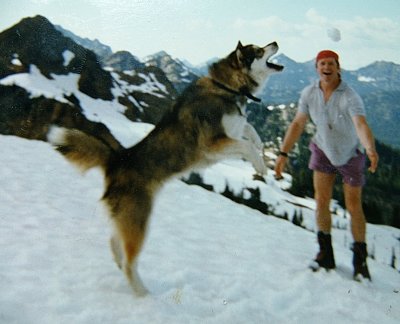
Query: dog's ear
235,41,244,67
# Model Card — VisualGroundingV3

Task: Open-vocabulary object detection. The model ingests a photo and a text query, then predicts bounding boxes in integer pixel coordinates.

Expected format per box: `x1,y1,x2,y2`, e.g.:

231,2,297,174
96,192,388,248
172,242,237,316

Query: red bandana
316,50,339,62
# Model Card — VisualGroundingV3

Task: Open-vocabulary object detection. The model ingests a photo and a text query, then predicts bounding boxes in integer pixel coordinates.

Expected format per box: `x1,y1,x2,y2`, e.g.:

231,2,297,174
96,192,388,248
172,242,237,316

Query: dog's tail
47,126,113,172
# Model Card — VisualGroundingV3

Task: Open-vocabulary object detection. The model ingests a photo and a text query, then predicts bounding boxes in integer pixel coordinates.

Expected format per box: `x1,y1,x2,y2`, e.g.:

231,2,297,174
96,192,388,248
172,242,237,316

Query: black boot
310,232,336,271
352,242,371,281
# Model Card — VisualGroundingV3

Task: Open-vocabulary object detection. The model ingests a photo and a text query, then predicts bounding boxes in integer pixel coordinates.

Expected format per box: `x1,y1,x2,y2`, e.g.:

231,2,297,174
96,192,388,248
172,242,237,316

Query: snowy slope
0,134,399,324
1,60,399,323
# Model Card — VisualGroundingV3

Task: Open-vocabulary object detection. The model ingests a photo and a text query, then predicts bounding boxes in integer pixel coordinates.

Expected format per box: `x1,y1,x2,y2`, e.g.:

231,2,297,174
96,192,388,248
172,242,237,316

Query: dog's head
235,41,284,86
209,41,283,98
209,41,284,98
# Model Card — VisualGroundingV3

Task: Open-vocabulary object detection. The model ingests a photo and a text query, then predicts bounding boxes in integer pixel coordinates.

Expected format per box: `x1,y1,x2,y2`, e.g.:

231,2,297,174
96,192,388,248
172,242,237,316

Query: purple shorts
308,142,366,187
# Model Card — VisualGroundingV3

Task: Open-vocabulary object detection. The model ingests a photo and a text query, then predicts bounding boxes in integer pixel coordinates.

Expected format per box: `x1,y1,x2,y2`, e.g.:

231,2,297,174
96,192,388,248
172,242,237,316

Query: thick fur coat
48,41,283,296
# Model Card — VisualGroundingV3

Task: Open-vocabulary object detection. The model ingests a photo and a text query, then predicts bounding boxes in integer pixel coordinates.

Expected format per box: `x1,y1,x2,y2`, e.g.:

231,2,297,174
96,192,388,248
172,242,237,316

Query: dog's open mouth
267,61,284,71
264,41,284,72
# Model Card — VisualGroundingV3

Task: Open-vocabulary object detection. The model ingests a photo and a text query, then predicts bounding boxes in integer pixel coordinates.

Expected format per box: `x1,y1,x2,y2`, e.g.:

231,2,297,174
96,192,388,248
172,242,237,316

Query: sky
1,0,400,70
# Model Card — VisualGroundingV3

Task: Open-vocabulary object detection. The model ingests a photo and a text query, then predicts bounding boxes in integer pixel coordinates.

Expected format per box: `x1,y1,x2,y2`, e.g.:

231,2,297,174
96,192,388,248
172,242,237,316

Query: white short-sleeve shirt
298,80,365,166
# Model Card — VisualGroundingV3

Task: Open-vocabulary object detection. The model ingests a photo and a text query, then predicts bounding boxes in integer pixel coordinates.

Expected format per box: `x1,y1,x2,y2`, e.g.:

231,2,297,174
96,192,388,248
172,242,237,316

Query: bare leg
343,184,366,242
313,171,336,232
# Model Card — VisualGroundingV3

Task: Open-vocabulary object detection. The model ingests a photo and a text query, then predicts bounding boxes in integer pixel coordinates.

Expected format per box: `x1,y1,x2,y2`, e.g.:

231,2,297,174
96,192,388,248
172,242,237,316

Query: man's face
316,57,340,82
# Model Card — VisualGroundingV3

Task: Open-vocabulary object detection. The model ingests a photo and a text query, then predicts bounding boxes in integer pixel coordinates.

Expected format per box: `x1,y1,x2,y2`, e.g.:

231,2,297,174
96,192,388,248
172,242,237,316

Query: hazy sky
1,0,400,70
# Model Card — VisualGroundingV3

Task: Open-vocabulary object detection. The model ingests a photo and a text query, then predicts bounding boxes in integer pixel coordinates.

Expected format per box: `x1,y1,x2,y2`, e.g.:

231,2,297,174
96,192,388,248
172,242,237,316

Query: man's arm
274,111,308,179
352,115,379,173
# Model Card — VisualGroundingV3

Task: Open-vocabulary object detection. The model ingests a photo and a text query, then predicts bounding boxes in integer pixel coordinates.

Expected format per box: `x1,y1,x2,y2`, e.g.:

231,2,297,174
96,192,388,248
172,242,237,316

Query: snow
11,58,22,66
358,75,376,83
10,53,22,66
1,131,399,324
111,71,169,99
0,65,73,104
0,65,153,148
1,61,399,323
62,50,75,67
11,58,22,67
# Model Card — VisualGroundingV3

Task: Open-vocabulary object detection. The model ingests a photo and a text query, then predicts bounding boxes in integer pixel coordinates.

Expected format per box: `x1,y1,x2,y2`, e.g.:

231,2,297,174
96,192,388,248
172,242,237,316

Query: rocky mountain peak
144,51,198,93
103,51,145,71
55,24,113,61
0,15,177,147
0,15,113,100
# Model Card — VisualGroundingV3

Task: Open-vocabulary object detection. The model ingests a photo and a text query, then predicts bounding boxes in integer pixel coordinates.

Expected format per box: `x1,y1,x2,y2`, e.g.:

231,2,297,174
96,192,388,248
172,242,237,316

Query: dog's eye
256,49,264,58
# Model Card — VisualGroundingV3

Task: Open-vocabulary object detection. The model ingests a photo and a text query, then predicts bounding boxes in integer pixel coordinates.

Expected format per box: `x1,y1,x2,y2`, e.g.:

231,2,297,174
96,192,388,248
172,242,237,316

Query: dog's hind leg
122,233,149,297
108,193,152,297
110,233,123,269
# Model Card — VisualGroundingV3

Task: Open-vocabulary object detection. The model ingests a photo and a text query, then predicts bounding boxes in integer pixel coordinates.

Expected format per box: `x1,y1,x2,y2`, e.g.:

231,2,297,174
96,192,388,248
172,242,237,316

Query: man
274,50,379,281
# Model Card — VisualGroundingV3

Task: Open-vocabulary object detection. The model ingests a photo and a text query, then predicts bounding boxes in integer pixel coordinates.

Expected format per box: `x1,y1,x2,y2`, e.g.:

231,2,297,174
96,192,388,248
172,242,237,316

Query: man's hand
274,155,287,180
366,148,379,173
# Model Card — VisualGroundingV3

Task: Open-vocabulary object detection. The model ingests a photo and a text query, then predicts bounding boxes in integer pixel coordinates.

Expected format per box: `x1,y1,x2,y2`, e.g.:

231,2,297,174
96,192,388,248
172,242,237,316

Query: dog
47,41,284,296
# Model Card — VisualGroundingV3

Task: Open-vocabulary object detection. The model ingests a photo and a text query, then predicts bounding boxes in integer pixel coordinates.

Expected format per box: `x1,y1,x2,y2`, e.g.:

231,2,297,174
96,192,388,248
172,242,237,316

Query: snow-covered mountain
0,15,177,147
52,16,400,148
103,50,145,71
144,50,199,93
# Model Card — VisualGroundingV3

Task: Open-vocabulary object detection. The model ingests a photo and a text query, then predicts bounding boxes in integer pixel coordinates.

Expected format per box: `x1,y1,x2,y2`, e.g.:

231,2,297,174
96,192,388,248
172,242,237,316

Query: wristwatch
279,151,289,157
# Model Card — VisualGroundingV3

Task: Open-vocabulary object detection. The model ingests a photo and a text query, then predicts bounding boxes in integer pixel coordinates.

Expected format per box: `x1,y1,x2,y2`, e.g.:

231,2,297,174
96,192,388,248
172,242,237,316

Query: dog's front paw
253,157,268,175
253,137,264,152
243,123,264,151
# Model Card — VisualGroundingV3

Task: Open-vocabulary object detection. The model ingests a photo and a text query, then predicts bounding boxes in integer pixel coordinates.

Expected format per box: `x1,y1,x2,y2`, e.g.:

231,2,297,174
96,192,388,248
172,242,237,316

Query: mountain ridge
0,15,177,146
0,15,399,228
54,20,400,148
